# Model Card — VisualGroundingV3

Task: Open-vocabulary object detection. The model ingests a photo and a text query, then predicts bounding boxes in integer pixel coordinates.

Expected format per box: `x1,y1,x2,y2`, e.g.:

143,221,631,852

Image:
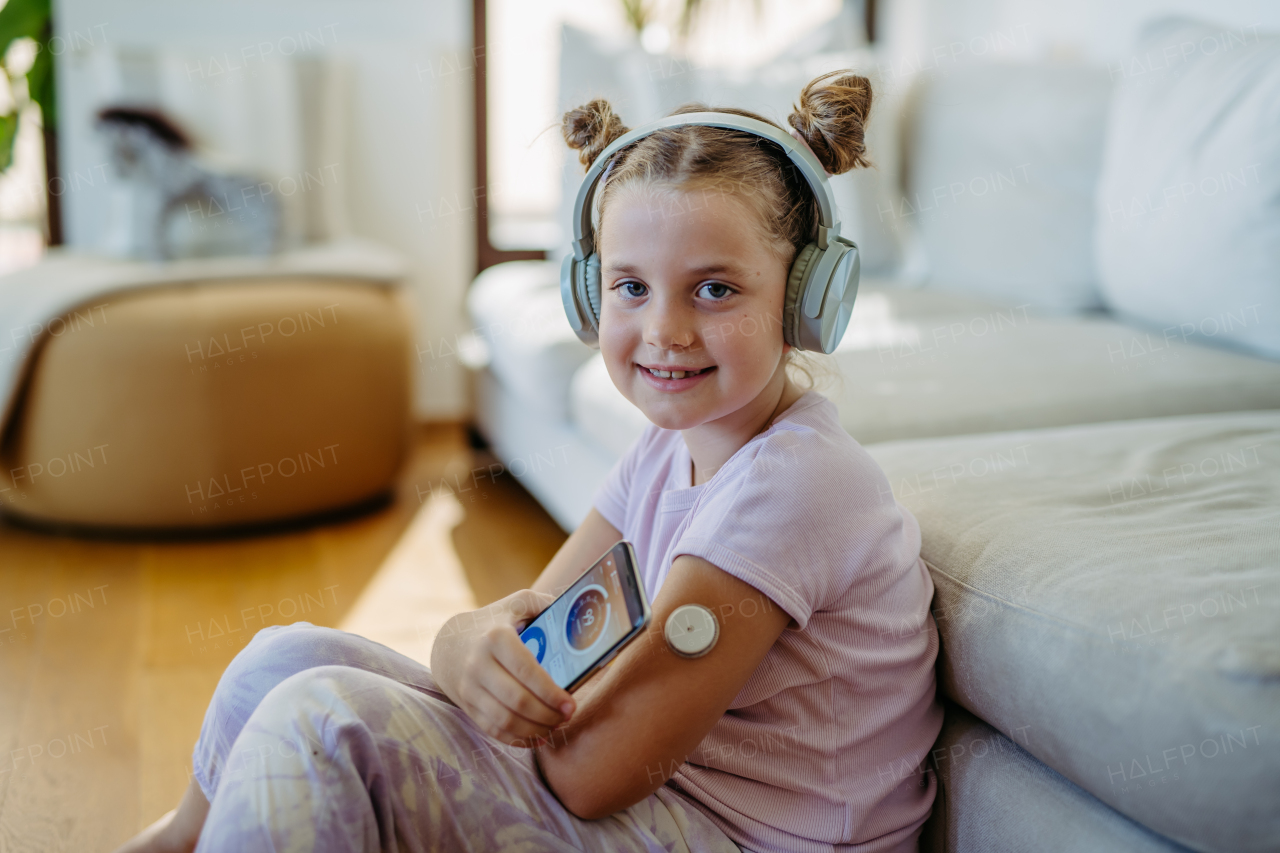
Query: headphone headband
570,111,840,260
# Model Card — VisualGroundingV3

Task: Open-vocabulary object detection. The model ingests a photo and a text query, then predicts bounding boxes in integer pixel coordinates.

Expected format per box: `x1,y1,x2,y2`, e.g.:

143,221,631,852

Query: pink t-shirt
593,389,943,853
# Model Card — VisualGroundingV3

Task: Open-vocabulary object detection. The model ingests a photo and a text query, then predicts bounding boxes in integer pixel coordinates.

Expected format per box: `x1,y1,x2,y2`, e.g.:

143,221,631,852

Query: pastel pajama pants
191,622,741,853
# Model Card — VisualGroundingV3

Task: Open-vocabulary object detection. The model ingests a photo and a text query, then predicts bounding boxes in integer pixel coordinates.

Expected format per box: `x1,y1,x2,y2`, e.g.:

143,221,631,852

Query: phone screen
519,540,649,691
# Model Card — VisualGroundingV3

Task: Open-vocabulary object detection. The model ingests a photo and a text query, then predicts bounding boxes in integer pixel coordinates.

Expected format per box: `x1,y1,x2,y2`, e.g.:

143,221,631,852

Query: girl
115,69,942,853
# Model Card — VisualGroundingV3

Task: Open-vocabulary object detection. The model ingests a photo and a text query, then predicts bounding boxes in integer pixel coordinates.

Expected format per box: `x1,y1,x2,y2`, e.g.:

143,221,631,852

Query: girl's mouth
637,363,716,391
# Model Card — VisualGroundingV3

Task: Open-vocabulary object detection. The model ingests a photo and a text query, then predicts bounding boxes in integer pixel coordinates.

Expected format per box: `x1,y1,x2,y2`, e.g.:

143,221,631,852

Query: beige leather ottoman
0,278,413,531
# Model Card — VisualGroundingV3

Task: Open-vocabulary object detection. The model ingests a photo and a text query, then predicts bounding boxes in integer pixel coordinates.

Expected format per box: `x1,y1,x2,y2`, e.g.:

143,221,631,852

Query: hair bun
562,99,630,170
788,71,873,175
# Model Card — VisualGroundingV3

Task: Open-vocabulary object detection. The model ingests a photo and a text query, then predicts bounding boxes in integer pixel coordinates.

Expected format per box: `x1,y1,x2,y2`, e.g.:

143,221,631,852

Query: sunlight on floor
338,489,478,666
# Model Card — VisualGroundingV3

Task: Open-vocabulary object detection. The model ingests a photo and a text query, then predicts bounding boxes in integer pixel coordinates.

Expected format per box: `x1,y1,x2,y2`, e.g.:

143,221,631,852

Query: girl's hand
430,589,576,748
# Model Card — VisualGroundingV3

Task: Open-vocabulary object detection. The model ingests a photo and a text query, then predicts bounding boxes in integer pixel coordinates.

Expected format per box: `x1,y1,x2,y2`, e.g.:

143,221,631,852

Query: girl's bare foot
112,780,210,853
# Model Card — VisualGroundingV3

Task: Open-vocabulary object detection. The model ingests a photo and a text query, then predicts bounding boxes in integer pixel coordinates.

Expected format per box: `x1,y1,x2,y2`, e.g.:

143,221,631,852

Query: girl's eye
610,281,734,300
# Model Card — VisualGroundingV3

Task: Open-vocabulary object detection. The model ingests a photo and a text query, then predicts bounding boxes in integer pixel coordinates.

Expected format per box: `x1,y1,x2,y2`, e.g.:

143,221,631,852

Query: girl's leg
196,664,739,853
192,622,442,804
114,622,439,853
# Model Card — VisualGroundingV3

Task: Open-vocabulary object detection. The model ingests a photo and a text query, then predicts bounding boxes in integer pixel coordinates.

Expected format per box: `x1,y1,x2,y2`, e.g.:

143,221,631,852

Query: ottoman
0,273,413,531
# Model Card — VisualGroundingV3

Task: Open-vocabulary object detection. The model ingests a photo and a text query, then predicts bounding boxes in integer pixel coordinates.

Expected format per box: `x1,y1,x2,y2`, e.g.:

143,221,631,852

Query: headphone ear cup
583,253,603,326
784,243,820,350
561,254,597,347
568,252,603,348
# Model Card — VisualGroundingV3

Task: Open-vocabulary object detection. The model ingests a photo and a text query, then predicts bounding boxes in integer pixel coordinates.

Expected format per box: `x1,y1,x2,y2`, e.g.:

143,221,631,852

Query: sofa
466,15,1279,853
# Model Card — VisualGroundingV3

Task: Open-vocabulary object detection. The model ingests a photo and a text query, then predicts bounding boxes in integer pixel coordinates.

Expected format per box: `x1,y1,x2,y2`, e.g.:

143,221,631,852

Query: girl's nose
642,302,698,351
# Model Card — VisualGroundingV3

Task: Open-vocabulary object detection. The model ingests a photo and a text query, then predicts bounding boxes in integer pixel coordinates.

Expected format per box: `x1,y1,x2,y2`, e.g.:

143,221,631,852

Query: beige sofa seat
920,704,1188,853
867,411,1280,853
1,279,413,530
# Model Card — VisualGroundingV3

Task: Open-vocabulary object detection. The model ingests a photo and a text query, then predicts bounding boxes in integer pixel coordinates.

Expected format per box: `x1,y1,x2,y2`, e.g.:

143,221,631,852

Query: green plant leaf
620,0,648,34
673,0,764,38
0,0,50,57
0,111,18,172
0,0,53,151
26,33,54,131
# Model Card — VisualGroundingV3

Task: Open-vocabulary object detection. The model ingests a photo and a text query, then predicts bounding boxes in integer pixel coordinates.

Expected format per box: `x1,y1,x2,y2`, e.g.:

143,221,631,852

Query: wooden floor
0,423,567,853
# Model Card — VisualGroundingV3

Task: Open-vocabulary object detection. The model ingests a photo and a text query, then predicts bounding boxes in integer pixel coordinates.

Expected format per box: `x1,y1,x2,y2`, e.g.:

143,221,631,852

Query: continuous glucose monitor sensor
665,604,719,658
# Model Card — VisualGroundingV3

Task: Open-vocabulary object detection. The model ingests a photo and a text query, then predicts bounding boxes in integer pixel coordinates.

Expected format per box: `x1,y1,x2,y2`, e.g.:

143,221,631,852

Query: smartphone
519,539,651,692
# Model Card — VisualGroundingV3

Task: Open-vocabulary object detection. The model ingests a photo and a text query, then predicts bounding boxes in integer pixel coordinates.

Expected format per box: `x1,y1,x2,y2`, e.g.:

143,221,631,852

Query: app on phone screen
566,585,609,652
522,625,547,663
521,547,639,689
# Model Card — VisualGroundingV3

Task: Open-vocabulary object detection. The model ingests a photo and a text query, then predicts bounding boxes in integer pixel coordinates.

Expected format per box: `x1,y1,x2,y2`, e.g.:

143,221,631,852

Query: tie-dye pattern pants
190,622,741,852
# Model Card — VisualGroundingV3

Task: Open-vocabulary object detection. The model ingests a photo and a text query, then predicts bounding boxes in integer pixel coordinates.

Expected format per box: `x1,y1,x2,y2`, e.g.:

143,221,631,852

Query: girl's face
596,184,793,432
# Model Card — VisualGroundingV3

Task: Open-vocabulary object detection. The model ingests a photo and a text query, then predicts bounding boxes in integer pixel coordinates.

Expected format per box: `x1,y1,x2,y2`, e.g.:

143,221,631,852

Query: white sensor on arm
664,604,720,658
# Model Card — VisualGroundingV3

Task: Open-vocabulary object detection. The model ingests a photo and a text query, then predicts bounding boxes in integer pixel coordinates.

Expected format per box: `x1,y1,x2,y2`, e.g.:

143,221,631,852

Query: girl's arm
532,507,624,596
534,552,792,820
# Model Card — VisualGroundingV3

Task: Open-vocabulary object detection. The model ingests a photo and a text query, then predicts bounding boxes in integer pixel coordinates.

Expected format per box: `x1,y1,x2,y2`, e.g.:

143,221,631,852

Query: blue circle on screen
522,626,547,663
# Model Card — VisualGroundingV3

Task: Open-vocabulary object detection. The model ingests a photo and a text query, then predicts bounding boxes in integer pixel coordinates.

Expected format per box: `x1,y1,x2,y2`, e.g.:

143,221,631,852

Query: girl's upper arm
531,507,624,597
534,553,793,820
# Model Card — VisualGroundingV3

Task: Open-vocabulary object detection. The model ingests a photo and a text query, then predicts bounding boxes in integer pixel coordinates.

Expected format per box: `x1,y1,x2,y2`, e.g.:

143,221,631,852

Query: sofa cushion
829,285,1280,443
1095,17,1280,360
566,281,1280,450
904,62,1113,312
867,412,1280,853
570,352,651,459
920,704,1190,853
565,281,1009,457
475,366,617,533
466,261,594,423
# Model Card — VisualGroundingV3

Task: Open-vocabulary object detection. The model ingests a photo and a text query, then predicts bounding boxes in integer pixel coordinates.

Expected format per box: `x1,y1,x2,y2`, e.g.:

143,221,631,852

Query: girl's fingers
474,683,557,744
443,594,575,746
476,649,565,728
489,628,576,719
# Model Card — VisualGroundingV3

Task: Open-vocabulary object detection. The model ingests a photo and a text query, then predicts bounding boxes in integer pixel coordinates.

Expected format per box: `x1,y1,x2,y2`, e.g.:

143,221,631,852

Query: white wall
52,0,475,420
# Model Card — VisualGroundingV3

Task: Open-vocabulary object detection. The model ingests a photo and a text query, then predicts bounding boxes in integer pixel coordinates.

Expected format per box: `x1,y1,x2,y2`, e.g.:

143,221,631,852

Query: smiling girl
114,70,942,853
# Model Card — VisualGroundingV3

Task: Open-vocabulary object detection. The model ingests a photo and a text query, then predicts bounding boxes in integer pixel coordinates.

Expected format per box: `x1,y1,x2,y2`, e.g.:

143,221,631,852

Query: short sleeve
674,425,905,630
591,424,658,534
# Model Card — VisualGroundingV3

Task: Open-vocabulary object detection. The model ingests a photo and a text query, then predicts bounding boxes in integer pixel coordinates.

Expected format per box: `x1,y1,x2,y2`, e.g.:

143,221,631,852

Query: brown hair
561,69,872,390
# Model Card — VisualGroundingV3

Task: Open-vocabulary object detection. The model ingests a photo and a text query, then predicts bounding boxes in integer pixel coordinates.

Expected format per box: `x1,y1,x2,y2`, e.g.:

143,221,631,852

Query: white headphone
560,111,861,354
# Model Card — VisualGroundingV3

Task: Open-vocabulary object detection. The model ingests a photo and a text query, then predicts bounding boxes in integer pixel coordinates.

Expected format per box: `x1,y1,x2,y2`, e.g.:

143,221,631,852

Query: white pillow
1095,17,1280,359
904,62,1114,312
